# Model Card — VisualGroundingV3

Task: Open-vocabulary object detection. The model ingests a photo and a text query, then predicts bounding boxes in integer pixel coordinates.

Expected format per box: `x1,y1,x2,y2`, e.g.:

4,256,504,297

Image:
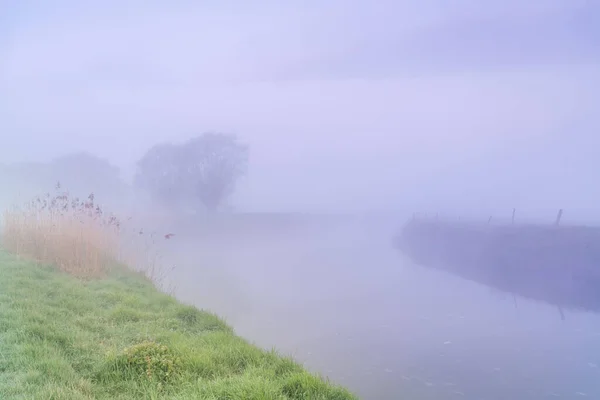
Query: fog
2,1,600,399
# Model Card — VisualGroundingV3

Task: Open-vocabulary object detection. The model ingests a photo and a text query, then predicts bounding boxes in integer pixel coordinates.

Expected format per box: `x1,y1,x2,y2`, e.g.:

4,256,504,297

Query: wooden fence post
555,209,563,226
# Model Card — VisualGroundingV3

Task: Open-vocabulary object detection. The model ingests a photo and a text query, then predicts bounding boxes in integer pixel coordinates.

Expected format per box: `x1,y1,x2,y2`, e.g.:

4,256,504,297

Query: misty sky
1,1,599,216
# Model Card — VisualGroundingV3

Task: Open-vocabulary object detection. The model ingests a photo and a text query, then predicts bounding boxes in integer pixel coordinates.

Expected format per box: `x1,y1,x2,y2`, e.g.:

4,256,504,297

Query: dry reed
2,183,124,278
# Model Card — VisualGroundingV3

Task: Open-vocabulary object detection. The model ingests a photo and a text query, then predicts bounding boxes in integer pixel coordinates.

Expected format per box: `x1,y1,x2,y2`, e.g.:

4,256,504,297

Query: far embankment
396,218,600,314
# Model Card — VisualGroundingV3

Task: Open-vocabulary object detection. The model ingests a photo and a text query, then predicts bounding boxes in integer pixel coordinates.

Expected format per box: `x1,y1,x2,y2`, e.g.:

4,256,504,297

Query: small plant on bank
119,341,182,384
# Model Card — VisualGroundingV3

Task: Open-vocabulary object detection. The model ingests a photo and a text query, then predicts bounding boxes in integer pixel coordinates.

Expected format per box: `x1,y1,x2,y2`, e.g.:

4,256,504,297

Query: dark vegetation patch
396,219,600,313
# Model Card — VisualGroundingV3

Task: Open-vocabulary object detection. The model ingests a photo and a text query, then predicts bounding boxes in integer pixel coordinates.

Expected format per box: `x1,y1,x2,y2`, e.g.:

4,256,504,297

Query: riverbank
0,250,356,399
396,219,600,313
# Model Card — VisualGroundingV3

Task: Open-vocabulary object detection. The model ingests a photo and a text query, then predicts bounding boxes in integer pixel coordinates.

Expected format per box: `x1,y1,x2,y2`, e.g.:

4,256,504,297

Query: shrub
119,341,181,384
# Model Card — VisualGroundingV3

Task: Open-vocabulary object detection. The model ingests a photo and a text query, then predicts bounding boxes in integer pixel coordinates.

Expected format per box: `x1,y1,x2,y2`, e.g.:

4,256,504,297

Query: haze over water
160,218,600,400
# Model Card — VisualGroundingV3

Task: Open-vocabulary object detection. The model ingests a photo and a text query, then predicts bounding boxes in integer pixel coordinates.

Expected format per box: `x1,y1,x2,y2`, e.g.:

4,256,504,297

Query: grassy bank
0,250,356,399
0,186,356,399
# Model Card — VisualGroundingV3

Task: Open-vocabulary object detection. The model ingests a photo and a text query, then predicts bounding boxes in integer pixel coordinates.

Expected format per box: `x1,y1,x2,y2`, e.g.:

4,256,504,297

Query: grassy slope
0,251,356,399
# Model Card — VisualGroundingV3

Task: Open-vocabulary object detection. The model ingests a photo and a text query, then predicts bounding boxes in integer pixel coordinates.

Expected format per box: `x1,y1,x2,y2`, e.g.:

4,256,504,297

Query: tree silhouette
135,133,248,213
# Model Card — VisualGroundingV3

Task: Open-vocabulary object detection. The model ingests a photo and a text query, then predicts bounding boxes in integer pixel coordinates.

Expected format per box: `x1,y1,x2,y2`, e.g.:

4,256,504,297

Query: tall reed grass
1,182,172,282
1,183,122,278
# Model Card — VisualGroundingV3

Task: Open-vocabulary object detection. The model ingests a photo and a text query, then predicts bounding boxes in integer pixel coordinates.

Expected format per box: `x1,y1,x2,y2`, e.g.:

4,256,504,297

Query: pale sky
1,0,599,216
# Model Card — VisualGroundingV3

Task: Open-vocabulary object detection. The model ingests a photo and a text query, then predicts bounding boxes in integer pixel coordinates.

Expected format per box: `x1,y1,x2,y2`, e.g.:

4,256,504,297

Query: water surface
161,219,600,399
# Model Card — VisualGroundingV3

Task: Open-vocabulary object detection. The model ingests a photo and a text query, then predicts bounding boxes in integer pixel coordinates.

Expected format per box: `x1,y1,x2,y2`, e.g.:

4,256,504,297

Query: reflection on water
162,224,600,399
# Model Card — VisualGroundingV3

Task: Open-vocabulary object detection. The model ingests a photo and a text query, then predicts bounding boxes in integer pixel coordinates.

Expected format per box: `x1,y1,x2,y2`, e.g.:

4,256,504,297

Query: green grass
0,250,357,399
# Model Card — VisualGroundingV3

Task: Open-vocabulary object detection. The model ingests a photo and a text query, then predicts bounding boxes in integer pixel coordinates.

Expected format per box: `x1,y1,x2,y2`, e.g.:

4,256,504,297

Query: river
155,216,600,399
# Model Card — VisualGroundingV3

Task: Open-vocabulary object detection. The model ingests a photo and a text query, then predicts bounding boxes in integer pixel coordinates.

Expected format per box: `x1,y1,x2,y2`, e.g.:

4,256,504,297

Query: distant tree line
1,132,249,214
0,152,127,208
